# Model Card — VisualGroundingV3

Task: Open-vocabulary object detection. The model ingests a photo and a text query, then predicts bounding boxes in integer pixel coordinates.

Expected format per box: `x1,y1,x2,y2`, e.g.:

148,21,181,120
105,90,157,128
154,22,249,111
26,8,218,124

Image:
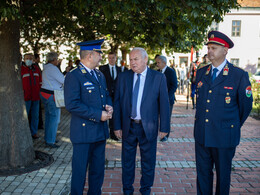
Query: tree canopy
1,0,239,54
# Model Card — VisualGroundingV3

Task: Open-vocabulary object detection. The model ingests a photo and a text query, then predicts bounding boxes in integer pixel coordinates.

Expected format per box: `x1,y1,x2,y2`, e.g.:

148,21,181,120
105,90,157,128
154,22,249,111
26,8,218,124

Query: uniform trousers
195,142,236,195
122,122,157,195
71,140,106,195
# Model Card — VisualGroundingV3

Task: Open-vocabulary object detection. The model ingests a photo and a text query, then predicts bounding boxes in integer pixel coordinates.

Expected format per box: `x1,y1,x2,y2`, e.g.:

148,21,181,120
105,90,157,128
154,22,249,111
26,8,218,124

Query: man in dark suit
194,31,253,195
64,39,113,195
156,55,178,142
113,47,170,195
99,52,121,141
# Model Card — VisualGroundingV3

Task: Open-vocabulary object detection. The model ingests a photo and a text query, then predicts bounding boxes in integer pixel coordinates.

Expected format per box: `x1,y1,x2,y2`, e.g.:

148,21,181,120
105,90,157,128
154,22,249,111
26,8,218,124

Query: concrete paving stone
41,187,53,194
13,188,24,193
4,185,17,192
32,189,43,194
58,180,67,184
22,186,34,194
28,182,38,187
5,176,16,181
1,193,12,195
35,182,47,190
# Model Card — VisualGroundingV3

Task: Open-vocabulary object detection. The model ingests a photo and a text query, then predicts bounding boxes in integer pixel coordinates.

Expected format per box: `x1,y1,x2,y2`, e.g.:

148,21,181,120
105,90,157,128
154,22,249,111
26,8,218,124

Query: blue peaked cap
77,39,105,53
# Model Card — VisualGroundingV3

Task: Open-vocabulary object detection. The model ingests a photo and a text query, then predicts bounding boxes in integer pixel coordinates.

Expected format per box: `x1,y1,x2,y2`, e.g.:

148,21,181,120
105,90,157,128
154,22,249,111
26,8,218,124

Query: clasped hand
101,105,113,121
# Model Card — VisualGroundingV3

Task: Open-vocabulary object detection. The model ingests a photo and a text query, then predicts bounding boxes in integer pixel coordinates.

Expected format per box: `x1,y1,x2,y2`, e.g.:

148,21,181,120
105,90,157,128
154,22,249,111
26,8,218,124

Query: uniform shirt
212,59,227,78
41,63,64,90
132,66,148,120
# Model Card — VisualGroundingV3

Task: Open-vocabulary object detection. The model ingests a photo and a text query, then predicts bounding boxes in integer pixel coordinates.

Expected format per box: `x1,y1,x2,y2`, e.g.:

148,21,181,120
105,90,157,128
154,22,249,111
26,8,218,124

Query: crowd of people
20,30,253,195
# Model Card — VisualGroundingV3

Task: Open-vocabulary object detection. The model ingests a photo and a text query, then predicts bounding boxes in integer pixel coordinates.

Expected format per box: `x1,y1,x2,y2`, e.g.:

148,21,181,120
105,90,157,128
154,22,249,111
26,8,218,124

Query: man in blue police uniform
156,55,178,142
113,47,170,195
194,31,253,195
64,39,113,195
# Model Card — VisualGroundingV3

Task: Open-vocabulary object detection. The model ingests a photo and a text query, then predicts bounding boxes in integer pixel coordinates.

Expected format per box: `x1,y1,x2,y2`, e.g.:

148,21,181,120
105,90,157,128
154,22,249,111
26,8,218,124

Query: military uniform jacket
64,65,112,143
194,61,253,148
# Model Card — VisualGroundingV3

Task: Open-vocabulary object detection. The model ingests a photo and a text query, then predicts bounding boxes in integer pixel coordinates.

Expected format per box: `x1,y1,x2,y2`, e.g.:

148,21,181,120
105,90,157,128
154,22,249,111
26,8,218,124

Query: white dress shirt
132,67,148,120
109,64,117,79
212,59,227,78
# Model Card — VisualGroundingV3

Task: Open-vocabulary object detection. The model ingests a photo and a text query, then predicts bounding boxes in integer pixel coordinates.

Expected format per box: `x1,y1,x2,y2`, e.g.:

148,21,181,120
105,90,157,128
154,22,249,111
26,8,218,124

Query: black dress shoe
124,193,133,195
160,137,168,142
46,143,60,148
32,134,40,139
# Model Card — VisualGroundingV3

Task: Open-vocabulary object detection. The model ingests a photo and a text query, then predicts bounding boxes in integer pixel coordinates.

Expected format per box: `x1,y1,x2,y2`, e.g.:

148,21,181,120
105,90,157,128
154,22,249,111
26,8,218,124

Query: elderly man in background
156,55,178,142
40,52,64,148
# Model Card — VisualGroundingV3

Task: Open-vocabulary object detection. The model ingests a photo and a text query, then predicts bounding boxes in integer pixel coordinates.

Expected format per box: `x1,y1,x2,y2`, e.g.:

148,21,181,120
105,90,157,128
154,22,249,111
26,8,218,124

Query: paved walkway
0,94,259,194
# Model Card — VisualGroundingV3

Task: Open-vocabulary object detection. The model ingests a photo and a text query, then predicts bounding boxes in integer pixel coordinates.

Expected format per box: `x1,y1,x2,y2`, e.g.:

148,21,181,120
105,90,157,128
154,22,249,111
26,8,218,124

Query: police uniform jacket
64,65,112,143
194,61,253,148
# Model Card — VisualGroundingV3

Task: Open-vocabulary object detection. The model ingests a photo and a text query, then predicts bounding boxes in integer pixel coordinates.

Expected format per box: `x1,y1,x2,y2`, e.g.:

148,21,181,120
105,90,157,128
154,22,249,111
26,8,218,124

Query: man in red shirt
21,53,42,139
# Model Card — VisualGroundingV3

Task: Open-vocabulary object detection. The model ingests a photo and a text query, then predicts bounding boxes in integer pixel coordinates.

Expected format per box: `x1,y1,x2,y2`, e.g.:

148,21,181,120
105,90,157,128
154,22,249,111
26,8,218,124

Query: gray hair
131,47,148,59
157,55,167,65
46,52,58,63
80,50,93,60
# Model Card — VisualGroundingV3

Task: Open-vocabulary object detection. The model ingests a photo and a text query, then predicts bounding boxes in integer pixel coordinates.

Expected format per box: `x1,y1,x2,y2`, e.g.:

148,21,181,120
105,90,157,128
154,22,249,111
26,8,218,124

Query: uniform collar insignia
205,65,211,75
79,64,87,74
223,63,229,76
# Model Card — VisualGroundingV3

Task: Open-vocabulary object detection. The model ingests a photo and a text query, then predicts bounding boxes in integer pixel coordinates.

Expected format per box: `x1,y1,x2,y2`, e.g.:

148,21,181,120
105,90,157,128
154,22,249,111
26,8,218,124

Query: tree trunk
121,47,128,62
0,19,35,169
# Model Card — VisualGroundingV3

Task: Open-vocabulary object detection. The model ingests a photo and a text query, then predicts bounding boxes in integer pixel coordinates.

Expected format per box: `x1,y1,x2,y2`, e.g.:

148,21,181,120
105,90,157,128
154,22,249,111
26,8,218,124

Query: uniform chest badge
197,81,203,88
84,81,93,86
225,96,231,104
224,86,233,90
246,86,252,98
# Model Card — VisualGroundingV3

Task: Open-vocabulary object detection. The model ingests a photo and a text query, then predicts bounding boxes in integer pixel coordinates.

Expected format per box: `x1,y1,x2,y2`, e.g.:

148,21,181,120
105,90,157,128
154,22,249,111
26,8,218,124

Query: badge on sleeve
197,81,203,88
246,86,252,98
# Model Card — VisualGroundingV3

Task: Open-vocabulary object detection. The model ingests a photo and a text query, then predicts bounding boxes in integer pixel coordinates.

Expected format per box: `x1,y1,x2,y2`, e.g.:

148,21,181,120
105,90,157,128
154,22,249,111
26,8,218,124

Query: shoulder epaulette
70,67,78,72
198,63,210,70
233,64,244,71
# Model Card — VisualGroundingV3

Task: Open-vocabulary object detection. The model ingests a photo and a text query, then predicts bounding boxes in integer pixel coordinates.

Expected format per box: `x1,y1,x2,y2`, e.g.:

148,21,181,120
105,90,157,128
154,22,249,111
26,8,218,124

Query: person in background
63,59,74,75
21,53,42,139
75,59,80,67
64,39,112,195
40,52,64,148
156,55,178,142
120,59,128,72
34,53,44,129
99,52,122,141
197,54,210,69
194,31,253,194
190,61,197,109
113,47,170,195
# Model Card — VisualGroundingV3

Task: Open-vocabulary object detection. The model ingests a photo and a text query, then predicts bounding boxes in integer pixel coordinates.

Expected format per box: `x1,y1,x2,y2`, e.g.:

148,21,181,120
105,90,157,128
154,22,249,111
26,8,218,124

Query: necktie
131,74,141,118
111,66,115,80
90,70,98,82
212,68,218,82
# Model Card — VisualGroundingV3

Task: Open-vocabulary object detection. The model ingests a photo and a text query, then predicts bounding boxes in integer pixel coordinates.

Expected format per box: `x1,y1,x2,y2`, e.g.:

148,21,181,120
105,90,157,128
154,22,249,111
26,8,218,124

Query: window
232,20,241,37
210,21,219,31
230,58,239,66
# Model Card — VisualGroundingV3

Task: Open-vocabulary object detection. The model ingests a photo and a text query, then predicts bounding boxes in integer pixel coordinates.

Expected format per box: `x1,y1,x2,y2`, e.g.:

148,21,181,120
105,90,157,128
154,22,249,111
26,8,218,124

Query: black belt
131,119,142,124
40,88,54,94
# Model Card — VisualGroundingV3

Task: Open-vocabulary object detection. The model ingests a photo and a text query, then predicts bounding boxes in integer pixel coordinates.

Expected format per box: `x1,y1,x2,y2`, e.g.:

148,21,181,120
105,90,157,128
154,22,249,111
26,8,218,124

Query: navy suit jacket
113,68,170,141
162,66,178,105
99,64,121,100
64,65,112,143
194,62,253,148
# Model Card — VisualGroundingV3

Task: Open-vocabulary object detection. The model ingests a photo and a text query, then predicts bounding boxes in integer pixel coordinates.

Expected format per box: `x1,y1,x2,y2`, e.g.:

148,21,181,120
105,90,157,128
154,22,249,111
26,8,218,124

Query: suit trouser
71,141,106,195
166,104,173,138
122,122,157,195
195,142,236,195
